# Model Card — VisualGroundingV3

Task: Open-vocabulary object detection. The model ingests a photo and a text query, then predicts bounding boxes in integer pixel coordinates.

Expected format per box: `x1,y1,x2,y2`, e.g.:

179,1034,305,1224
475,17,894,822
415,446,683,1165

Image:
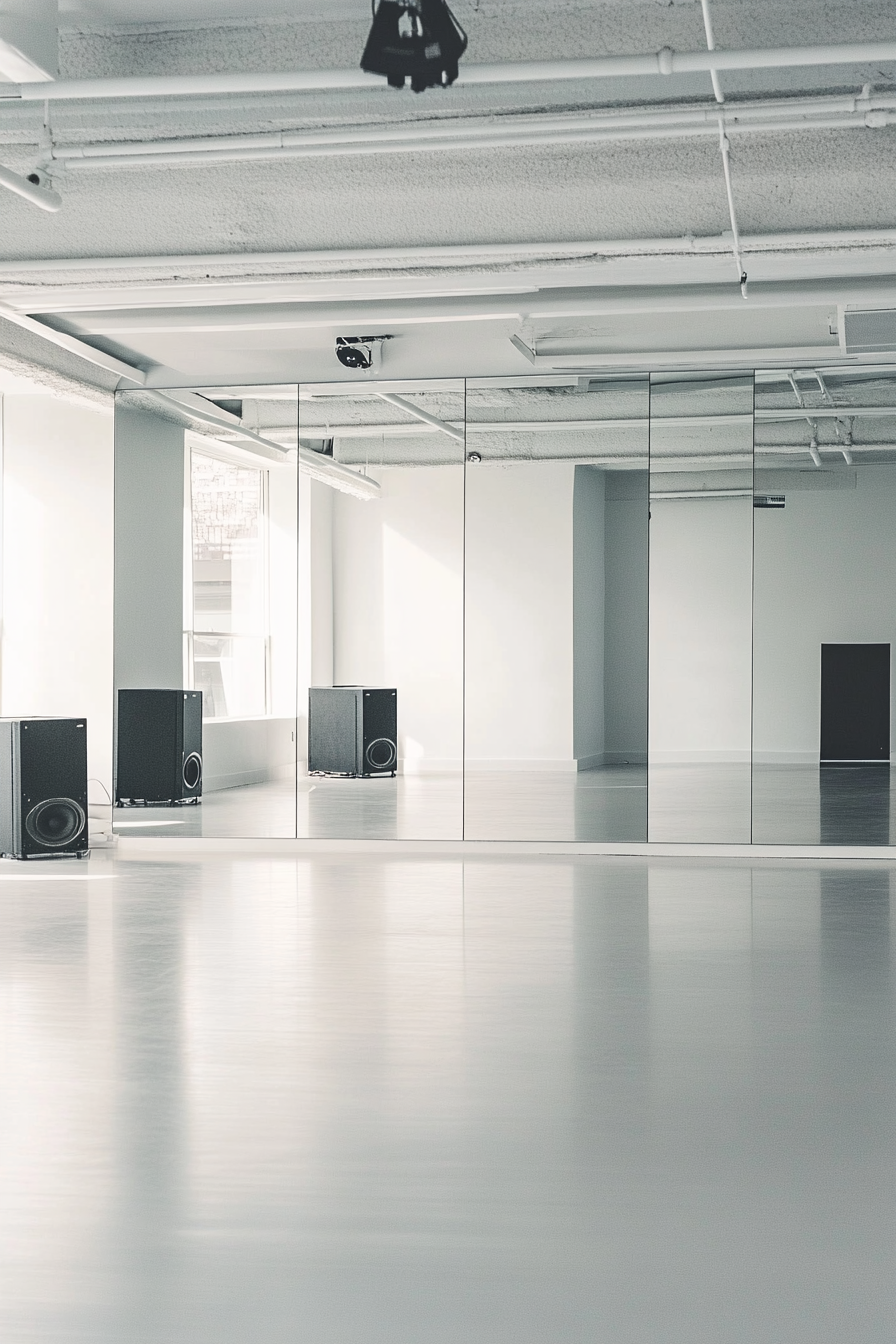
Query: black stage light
361,0,468,93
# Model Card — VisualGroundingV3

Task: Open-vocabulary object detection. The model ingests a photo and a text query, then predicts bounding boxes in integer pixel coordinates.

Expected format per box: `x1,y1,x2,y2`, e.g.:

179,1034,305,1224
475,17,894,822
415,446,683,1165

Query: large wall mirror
112,366,896,850
752,366,896,845
113,385,299,838
463,375,649,841
648,372,754,843
297,380,465,840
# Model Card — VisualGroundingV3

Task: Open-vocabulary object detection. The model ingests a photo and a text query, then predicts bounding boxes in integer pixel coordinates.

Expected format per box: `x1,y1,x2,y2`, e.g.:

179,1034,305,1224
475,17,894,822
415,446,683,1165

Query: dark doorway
820,643,891,764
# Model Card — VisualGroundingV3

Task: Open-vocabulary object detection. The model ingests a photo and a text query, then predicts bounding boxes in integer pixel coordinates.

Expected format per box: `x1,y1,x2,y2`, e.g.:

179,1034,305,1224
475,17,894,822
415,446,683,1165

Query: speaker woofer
365,737,397,771
24,797,86,849
182,753,202,790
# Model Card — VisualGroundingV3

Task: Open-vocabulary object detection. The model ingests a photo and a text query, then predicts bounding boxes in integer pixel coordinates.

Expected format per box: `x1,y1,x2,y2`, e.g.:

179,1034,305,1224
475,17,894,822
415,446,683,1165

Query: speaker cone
25,797,86,848
366,737,397,771
182,753,202,790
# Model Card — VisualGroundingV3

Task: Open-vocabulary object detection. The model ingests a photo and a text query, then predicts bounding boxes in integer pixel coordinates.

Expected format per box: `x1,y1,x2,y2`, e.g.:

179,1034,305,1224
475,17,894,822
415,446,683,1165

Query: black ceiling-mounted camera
335,335,393,371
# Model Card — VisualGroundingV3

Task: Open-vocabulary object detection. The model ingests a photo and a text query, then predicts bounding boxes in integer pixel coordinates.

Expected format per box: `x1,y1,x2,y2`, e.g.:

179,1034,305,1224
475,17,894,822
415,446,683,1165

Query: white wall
1,394,115,796
753,466,896,760
465,461,575,768
331,465,464,771
267,460,298,721
573,466,605,767
649,496,753,761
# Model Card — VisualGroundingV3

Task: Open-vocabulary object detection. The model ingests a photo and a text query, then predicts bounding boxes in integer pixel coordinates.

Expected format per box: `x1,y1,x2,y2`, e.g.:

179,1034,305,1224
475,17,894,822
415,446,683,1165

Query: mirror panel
297,380,465,839
113,385,299,838
648,372,754,842
463,375,649,841
752,366,896,844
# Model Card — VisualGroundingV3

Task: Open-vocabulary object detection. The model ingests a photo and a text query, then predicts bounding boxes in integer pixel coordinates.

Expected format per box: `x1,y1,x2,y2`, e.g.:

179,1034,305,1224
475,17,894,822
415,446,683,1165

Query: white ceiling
0,0,895,390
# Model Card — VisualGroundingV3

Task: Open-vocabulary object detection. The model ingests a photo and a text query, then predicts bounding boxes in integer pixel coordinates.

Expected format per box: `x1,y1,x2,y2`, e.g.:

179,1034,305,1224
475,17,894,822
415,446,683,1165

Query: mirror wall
296,380,465,840
648,372,754,843
752,365,896,845
463,376,648,841
113,385,299,838
111,366,896,846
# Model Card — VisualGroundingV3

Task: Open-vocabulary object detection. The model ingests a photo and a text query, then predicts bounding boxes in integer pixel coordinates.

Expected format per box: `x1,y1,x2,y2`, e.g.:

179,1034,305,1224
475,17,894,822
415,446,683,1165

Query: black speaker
116,690,203,805
308,687,397,777
0,718,89,860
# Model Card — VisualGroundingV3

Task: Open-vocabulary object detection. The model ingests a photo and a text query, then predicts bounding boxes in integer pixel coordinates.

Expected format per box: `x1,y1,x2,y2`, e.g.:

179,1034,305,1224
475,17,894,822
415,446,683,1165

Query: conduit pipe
49,95,896,169
94,277,896,333
5,41,896,101
374,391,466,443
0,162,61,210
4,229,896,278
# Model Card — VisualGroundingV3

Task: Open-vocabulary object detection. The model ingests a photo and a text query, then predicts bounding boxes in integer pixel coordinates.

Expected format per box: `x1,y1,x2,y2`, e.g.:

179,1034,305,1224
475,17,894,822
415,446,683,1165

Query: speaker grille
182,753,202,790
25,797,86,848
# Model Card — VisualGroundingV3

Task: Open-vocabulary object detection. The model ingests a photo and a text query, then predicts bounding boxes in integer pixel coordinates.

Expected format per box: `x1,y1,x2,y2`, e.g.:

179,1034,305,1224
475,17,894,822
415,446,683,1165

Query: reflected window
188,450,269,719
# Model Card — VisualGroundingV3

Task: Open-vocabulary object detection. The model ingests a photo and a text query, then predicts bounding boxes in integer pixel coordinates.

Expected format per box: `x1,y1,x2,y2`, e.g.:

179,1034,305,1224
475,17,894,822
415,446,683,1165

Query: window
188,450,269,719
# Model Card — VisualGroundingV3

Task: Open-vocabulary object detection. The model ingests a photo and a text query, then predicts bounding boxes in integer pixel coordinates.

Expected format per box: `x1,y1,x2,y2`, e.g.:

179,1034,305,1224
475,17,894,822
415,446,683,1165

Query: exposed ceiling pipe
47,94,896,170
0,162,60,211
90,277,896,335
373,392,466,443
5,41,896,101
3,228,896,279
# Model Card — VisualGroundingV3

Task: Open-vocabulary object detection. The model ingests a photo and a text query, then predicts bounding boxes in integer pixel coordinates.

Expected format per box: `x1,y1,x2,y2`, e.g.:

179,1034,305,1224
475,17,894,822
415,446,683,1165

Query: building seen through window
189,450,269,719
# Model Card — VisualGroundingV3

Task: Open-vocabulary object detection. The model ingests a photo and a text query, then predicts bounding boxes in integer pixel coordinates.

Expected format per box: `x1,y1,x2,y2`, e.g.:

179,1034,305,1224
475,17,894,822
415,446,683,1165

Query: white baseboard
205,761,296,793
463,759,578,773
601,751,648,766
648,750,752,764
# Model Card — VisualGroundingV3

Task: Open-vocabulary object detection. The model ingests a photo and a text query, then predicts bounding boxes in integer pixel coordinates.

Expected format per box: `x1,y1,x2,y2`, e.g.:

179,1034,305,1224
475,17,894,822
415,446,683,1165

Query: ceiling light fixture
361,0,467,92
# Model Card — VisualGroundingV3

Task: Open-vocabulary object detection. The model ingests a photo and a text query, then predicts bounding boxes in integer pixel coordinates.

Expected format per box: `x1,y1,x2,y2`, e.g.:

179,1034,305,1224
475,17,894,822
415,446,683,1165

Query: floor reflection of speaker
309,687,398,777
0,718,89,859
116,690,203,805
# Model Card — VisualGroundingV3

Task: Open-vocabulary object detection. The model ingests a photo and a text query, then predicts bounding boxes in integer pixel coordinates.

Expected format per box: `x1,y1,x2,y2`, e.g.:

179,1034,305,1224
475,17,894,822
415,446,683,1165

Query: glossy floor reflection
753,764,896,845
1,853,893,1342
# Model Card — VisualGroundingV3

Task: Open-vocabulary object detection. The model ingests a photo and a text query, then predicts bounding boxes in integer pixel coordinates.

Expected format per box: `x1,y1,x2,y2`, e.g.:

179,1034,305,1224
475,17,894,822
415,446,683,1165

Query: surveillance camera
335,334,393,372
25,168,52,190
336,337,373,370
466,451,482,463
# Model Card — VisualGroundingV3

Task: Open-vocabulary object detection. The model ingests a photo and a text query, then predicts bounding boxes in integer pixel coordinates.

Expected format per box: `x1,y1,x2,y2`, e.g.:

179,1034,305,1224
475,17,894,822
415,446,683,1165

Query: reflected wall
463,376,649,841
297,381,465,840
648,373,754,843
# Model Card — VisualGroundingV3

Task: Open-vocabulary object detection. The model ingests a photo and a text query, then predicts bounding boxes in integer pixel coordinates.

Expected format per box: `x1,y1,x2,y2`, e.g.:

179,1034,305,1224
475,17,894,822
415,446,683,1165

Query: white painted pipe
5,42,896,101
4,229,896,278
52,100,896,169
374,392,466,443
90,278,896,334
0,162,61,211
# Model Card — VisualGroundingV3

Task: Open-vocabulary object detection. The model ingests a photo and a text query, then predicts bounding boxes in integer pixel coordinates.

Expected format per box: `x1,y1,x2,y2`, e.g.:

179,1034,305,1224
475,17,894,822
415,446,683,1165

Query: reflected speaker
308,687,397,777
116,690,203,805
0,718,89,860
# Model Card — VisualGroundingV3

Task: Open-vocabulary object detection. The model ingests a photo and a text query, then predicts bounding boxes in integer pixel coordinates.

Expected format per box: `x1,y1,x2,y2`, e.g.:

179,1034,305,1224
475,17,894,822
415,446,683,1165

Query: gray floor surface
0,852,893,1342
112,764,896,845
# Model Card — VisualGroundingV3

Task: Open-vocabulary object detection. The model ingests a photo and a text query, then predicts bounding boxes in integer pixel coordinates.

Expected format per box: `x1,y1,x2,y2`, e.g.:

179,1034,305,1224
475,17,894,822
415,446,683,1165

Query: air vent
843,310,896,354
754,495,785,509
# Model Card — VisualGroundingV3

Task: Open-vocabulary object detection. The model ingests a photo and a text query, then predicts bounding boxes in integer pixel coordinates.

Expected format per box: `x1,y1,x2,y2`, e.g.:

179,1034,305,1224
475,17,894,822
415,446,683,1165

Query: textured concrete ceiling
0,0,895,388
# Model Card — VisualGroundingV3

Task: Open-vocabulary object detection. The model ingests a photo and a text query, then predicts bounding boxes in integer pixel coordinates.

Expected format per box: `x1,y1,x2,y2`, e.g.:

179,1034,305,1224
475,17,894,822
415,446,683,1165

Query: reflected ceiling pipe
152,390,380,498
7,41,896,101
808,430,822,466
812,367,854,459
373,391,465,443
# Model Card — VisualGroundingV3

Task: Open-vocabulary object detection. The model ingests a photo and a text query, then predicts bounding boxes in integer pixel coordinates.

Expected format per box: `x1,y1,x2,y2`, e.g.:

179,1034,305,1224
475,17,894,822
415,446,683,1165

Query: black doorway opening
820,643,891,765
